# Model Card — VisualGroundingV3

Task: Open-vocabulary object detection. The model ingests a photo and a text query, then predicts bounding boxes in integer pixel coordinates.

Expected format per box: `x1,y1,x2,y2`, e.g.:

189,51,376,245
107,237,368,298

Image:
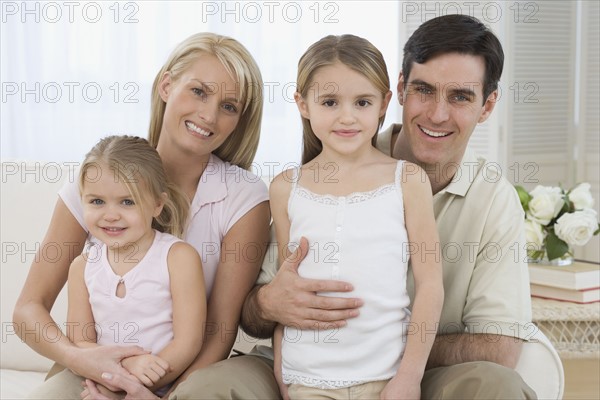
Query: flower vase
528,248,574,266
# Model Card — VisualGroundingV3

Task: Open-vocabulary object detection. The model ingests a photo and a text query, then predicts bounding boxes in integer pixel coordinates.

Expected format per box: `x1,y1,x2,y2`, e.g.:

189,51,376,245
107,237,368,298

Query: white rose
527,185,565,225
524,219,545,249
569,183,595,210
554,208,598,246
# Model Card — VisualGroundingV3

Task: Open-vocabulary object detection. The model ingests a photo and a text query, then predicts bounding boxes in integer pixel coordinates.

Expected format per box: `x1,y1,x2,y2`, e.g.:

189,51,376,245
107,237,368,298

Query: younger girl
271,35,444,399
68,135,206,398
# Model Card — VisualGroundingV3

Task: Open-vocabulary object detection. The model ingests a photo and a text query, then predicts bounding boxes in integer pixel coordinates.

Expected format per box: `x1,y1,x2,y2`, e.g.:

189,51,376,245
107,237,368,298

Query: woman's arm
173,201,271,383
381,164,444,399
13,199,147,384
66,255,97,347
269,172,293,267
14,200,87,360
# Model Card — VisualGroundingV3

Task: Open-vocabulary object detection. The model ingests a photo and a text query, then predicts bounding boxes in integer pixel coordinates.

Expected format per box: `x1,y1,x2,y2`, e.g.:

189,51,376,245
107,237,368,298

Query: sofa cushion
0,369,46,399
1,162,71,371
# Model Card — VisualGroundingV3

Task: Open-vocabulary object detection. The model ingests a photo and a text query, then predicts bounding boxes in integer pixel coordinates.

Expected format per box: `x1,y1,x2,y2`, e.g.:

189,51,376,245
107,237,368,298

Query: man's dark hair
402,14,504,103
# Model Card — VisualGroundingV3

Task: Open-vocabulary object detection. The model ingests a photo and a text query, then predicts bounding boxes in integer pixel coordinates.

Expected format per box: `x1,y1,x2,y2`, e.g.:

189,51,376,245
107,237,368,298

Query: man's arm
427,333,523,369
240,238,363,338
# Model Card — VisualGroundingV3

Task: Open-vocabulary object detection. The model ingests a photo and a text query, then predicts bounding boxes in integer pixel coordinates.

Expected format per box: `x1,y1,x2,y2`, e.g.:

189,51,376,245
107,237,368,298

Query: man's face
397,52,497,170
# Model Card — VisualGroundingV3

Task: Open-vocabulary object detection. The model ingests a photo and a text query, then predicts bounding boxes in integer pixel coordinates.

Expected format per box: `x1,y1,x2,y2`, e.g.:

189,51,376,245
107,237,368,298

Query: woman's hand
83,373,159,400
69,345,149,391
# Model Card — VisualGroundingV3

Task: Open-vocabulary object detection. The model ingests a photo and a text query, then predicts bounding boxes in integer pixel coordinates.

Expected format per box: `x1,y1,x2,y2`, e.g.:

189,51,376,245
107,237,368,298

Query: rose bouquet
515,183,600,263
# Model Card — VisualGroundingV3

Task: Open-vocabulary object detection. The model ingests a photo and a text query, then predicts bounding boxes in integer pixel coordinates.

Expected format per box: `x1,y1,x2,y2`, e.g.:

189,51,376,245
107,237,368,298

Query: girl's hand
277,380,290,400
379,374,421,400
273,356,289,400
121,354,170,387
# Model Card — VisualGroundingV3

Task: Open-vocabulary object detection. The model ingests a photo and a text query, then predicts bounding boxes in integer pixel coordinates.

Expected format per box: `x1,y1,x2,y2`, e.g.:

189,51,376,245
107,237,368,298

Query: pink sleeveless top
84,230,180,354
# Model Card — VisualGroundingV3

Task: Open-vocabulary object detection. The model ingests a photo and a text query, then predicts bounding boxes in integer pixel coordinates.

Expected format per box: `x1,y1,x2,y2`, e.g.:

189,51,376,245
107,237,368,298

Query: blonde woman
17,33,270,398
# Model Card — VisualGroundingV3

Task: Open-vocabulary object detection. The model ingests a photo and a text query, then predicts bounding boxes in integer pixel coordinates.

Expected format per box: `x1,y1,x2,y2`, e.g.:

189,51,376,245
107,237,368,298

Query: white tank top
282,161,411,389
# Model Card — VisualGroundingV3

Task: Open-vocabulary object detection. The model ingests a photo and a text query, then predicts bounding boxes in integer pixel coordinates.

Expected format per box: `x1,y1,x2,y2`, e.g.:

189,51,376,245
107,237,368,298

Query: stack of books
529,260,600,304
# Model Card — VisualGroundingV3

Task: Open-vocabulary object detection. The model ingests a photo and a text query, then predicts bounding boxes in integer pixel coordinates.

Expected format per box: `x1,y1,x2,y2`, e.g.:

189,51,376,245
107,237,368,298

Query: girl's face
157,53,243,161
296,62,391,160
81,163,163,253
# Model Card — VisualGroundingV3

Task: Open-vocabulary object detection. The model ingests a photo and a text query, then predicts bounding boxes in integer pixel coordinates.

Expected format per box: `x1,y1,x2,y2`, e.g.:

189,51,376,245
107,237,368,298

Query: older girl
271,35,444,400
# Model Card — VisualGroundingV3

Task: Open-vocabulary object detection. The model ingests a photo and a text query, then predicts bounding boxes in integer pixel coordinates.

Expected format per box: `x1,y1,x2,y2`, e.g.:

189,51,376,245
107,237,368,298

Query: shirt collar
438,147,479,197
192,153,228,208
379,124,479,198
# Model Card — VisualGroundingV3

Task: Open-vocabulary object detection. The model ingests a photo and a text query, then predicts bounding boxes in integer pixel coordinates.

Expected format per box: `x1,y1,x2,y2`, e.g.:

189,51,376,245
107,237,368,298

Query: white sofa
1,162,564,399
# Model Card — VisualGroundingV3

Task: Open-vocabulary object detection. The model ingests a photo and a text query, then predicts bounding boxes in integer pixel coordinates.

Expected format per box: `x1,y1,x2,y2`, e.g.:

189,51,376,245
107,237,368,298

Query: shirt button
336,226,342,232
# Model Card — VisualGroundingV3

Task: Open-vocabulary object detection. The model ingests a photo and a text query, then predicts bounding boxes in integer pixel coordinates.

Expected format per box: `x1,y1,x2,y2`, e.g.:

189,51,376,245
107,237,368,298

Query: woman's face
157,53,243,159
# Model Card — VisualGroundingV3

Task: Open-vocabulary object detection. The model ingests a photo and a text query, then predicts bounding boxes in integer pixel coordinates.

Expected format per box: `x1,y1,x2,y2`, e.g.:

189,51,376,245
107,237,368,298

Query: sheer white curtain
1,1,401,175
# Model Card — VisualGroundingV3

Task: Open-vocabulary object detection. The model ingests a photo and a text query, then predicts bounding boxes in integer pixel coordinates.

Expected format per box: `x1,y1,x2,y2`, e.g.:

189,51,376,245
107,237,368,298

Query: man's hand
121,354,170,387
258,237,363,330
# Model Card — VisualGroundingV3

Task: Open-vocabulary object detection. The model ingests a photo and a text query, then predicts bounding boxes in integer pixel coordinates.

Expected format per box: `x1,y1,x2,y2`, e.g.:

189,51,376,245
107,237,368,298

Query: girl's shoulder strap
289,166,301,191
286,166,302,213
394,159,405,188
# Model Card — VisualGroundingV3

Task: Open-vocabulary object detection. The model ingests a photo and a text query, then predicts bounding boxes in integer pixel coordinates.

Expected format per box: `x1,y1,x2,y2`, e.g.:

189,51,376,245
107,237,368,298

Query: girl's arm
124,242,206,391
381,163,444,400
273,324,289,400
172,200,271,384
13,200,146,383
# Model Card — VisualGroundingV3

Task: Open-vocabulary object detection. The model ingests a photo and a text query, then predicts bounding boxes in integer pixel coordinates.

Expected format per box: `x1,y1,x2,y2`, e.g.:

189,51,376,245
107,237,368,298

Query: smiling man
369,14,535,398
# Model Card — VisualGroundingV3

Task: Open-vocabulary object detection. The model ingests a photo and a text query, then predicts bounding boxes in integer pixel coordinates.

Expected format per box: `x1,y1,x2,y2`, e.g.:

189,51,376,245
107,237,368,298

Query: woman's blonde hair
79,135,190,238
297,35,390,164
148,32,263,170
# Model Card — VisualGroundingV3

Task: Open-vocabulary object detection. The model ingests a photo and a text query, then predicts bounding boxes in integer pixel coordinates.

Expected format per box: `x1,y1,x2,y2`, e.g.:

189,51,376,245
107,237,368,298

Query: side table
531,297,600,358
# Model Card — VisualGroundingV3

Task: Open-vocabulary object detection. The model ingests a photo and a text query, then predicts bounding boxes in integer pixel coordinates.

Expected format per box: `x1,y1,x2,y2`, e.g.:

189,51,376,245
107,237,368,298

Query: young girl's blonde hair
297,35,391,164
79,135,189,238
148,32,263,170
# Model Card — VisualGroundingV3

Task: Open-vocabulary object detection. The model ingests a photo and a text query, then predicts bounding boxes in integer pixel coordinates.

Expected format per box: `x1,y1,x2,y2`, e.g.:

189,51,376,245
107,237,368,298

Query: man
89,14,536,399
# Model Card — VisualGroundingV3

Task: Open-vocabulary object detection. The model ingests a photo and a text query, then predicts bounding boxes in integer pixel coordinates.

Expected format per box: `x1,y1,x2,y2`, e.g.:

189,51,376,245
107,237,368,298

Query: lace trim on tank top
283,373,366,389
289,161,403,206
294,183,397,205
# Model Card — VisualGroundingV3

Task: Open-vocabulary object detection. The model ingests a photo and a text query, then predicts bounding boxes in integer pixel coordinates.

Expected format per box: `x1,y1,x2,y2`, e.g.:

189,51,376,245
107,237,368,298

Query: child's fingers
143,368,162,384
153,356,170,372
149,362,167,378
136,372,154,387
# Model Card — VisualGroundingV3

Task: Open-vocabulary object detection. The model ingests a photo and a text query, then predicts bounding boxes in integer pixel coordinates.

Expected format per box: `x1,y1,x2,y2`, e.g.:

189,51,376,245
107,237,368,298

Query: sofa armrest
515,329,564,399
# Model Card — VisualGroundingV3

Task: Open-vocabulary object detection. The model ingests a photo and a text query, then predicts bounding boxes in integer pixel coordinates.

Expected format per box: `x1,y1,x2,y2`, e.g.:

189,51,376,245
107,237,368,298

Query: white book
530,284,600,304
528,261,600,290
